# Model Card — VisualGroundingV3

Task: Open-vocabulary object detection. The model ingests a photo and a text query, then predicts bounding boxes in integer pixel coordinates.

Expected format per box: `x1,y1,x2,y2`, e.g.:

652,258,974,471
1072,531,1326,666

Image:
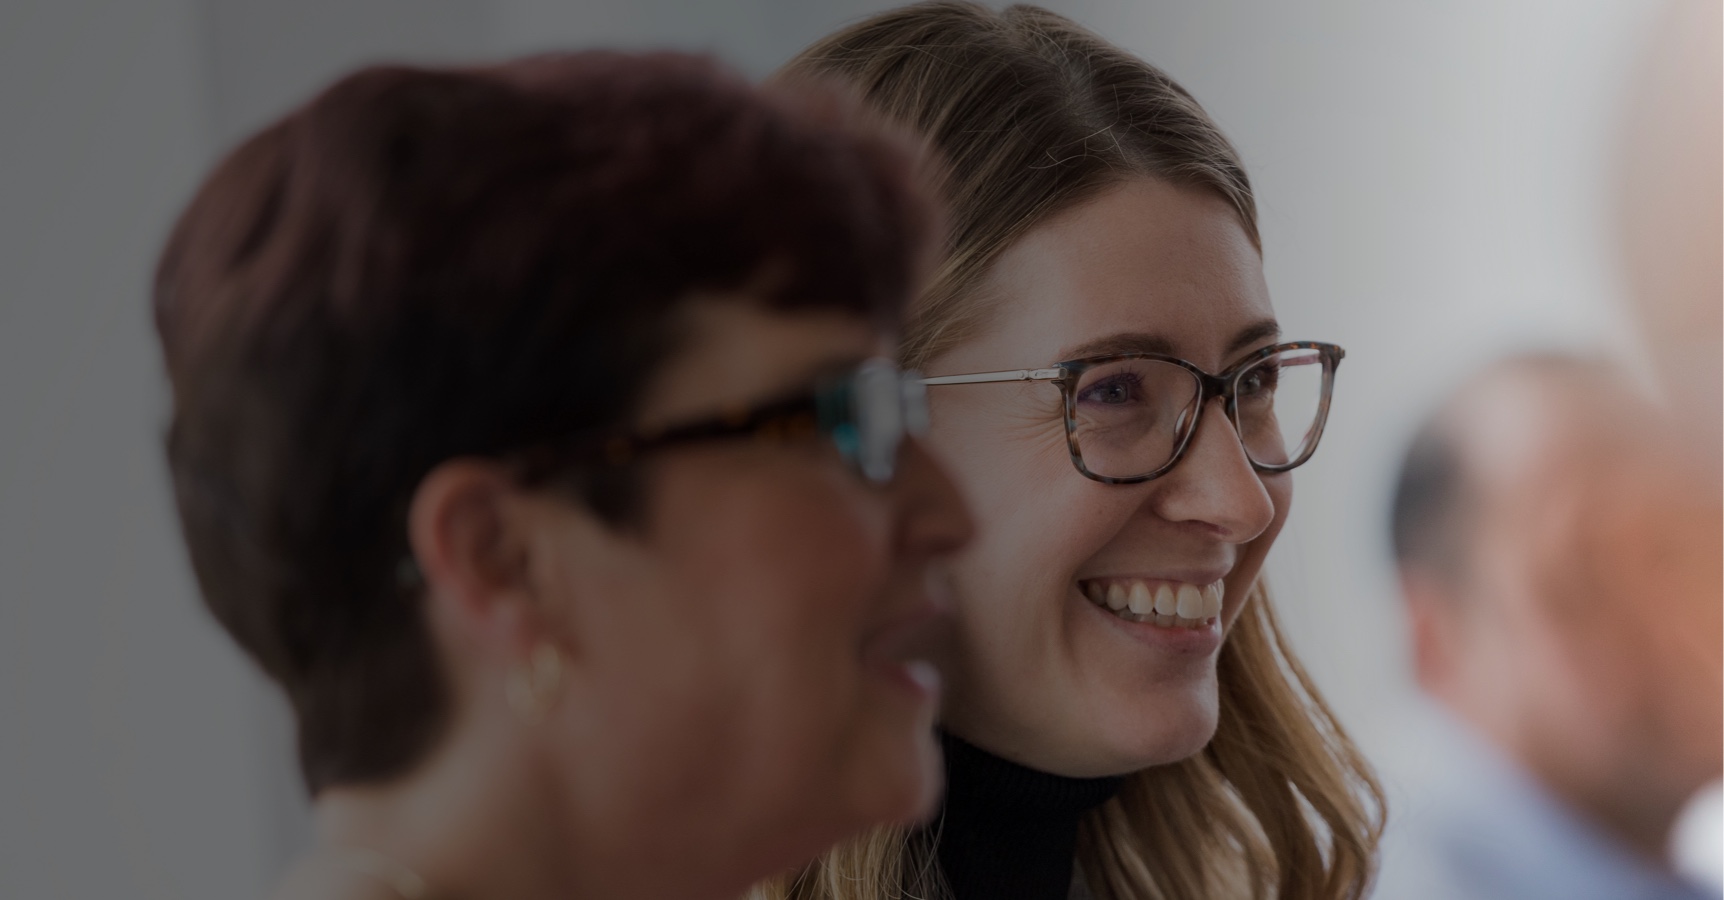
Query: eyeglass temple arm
921,367,1064,386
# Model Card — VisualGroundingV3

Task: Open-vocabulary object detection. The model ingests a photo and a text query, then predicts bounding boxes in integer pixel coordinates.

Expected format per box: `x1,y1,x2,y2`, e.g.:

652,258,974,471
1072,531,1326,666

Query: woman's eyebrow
1226,319,1281,356
1057,320,1282,363
1058,332,1177,360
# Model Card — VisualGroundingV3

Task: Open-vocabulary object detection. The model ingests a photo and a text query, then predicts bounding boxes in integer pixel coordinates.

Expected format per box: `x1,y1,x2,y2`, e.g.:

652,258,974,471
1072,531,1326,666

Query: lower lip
1077,591,1224,656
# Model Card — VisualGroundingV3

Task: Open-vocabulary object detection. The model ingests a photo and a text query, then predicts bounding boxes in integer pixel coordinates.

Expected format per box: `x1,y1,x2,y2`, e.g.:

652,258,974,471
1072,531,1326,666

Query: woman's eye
1078,374,1142,405
1239,366,1278,397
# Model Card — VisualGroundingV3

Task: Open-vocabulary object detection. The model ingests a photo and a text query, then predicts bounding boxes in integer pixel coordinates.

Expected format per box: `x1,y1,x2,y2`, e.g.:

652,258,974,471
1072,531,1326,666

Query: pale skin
1619,0,1722,438
924,177,1291,777
272,301,972,900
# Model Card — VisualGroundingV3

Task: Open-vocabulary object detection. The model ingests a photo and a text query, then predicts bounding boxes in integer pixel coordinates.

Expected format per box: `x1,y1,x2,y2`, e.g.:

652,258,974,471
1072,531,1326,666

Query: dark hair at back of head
1391,421,1472,586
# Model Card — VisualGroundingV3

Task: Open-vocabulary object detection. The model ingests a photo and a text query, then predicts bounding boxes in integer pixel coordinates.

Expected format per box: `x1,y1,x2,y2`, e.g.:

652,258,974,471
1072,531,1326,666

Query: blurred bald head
1394,353,1721,863
1393,354,1639,598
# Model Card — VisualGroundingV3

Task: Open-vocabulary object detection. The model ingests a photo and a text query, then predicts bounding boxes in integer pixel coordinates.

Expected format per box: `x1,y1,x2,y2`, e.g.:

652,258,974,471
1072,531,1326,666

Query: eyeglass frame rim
920,340,1345,485
511,357,925,487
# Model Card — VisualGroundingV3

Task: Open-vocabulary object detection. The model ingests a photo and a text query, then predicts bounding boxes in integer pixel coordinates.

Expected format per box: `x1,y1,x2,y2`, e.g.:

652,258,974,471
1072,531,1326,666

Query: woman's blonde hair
759,3,1384,899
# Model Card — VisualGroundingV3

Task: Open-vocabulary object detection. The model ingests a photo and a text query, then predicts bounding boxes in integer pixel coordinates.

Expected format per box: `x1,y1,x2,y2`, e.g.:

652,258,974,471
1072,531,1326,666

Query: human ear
1400,570,1459,698
406,459,539,653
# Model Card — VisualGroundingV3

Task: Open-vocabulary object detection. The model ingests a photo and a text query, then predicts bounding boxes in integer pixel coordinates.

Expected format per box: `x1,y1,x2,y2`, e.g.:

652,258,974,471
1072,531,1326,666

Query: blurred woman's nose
1149,397,1275,541
891,437,975,556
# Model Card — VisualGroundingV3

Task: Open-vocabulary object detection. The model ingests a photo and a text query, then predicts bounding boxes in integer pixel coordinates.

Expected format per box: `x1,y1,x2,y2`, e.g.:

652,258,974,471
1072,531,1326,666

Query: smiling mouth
1079,578,1224,630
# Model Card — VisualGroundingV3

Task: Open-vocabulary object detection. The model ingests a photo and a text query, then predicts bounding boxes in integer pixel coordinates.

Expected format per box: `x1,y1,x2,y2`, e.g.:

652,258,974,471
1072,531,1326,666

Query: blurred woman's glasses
525,358,929,486
922,342,1343,484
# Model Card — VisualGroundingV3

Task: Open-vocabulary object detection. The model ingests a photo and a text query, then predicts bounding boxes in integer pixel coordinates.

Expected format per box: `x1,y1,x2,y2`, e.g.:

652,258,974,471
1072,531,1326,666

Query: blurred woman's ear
407,459,542,655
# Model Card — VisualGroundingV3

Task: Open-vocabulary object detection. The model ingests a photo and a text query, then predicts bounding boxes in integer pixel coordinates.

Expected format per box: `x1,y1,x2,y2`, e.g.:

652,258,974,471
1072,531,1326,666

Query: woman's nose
1148,397,1275,541
890,437,975,557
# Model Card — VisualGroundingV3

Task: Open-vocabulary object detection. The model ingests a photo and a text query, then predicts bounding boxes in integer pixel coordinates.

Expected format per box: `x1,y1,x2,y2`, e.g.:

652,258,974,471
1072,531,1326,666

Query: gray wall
0,1,1661,895
0,3,494,896
0,3,254,897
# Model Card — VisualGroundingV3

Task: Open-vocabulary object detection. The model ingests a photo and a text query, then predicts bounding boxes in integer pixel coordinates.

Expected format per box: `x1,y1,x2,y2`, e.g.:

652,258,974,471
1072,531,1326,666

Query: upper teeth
1084,578,1224,628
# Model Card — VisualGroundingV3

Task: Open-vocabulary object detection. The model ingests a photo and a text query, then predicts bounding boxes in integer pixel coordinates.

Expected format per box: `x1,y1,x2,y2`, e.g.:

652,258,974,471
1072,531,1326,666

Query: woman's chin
836,717,945,830
1085,691,1223,774
994,702,1221,779
760,745,936,883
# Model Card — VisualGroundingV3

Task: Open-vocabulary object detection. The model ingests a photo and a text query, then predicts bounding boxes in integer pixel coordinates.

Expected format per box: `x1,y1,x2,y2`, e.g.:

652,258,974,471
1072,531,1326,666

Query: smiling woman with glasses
760,4,1383,900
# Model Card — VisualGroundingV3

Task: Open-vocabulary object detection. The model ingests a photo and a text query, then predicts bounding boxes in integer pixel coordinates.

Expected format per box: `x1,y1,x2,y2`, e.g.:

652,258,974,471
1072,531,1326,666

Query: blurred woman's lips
876,658,941,700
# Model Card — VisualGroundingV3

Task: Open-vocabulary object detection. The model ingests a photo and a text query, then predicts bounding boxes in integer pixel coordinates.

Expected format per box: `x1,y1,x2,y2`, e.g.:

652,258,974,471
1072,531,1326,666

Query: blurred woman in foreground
760,4,1382,898
153,52,970,900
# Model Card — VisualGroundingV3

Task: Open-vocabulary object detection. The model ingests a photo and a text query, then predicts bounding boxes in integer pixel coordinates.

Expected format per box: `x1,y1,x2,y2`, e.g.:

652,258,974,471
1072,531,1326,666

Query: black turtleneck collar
928,732,1124,900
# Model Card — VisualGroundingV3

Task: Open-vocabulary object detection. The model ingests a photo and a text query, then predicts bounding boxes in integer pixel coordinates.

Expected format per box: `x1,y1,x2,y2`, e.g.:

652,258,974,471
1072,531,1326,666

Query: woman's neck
290,711,586,900
286,703,780,900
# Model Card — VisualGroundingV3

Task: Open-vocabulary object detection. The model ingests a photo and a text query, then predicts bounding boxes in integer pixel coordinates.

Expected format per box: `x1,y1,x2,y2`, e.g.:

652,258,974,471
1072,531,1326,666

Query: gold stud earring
505,642,564,722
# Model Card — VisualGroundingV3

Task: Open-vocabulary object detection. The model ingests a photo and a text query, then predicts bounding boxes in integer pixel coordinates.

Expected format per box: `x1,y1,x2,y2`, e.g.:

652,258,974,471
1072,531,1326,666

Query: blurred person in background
1614,0,1721,887
755,4,1383,899
1377,3,1720,896
153,52,972,900
1379,354,1720,900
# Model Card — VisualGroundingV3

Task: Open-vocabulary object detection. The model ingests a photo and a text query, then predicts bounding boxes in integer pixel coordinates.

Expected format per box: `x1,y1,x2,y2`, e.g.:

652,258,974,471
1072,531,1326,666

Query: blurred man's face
1460,384,1654,798
1410,366,1722,857
1406,372,1615,769
1521,407,1724,805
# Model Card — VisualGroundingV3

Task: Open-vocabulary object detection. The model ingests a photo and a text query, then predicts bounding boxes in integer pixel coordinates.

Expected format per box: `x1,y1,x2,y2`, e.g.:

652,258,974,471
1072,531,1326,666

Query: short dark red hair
154,51,932,793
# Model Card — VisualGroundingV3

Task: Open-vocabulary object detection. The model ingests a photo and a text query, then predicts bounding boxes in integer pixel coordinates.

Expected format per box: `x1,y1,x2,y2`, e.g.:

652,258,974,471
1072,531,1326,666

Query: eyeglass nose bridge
1192,369,1238,418
1156,369,1242,476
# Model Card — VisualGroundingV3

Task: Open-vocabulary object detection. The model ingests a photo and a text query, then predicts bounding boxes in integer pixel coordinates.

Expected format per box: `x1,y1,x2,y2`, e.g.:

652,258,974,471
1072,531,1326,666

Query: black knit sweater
927,733,1124,900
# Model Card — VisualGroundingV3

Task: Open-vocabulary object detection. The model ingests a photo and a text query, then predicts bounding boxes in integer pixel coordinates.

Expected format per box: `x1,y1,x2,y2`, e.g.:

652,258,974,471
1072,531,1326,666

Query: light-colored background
0,0,1666,895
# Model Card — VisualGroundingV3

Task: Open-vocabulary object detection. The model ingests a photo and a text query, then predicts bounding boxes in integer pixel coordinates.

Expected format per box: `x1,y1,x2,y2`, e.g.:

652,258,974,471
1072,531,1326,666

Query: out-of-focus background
0,0,1675,895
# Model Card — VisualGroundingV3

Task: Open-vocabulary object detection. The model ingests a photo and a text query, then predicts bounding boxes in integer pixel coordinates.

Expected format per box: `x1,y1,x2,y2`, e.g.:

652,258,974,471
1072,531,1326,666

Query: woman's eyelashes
1077,372,1145,406
1237,364,1277,399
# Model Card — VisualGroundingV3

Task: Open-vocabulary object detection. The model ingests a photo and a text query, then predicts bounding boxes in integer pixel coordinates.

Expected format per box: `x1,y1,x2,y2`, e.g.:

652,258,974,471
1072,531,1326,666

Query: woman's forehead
974,179,1274,368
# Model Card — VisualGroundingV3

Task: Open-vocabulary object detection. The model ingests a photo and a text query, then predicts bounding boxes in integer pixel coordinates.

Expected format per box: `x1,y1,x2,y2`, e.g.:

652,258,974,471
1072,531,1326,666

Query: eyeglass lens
1069,347,1327,479
834,360,929,485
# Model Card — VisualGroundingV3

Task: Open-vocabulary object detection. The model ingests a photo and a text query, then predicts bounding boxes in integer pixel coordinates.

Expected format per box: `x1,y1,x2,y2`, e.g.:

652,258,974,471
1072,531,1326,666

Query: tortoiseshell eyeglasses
921,341,1344,485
